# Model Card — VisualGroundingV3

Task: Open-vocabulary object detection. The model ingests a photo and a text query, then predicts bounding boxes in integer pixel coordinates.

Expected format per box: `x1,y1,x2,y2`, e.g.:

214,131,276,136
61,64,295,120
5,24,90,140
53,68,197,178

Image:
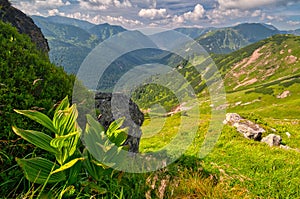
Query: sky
11,0,300,30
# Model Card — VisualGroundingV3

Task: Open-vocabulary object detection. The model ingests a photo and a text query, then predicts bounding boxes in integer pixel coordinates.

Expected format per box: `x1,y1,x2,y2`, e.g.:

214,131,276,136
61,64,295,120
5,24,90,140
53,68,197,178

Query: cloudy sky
11,0,300,30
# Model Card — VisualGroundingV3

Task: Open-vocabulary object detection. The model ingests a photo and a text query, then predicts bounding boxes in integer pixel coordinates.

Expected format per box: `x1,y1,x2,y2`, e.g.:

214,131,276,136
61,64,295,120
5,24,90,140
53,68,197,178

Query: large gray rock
95,92,144,154
0,0,49,53
261,134,282,147
223,113,265,141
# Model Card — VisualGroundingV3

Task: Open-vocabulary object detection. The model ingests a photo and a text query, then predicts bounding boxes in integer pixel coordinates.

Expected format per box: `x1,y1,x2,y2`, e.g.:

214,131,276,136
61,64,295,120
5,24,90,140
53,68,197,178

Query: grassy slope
138,34,300,198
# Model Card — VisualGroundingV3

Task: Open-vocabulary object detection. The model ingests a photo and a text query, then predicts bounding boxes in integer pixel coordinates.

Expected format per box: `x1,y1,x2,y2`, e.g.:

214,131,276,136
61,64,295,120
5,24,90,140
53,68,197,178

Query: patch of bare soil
234,78,258,90
286,55,298,64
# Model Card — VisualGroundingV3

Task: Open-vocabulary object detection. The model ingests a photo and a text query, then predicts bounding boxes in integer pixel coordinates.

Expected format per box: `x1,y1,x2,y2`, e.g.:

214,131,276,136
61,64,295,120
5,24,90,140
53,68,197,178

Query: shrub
11,96,128,198
0,21,75,196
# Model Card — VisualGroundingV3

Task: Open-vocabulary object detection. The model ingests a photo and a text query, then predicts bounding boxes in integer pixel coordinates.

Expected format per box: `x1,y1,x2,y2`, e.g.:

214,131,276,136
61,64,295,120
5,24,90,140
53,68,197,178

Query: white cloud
61,12,91,22
12,0,67,16
113,0,132,8
260,13,284,22
182,4,205,21
105,15,143,26
48,9,60,16
209,8,248,19
22,0,65,9
218,0,300,10
138,8,169,20
79,0,132,9
10,0,300,30
251,10,262,17
287,20,300,26
172,4,206,24
173,15,185,24
206,7,254,25
79,1,108,10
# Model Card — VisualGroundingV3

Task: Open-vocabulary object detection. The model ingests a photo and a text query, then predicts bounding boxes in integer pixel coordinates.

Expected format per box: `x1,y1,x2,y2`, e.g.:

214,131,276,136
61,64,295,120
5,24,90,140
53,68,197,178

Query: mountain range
31,15,300,75
32,16,126,74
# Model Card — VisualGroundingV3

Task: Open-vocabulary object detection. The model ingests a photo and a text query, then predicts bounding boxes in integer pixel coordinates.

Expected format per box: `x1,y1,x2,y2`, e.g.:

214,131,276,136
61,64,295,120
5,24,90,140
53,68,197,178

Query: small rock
277,91,290,99
286,132,291,138
280,145,291,150
261,134,282,147
224,113,265,141
235,101,242,106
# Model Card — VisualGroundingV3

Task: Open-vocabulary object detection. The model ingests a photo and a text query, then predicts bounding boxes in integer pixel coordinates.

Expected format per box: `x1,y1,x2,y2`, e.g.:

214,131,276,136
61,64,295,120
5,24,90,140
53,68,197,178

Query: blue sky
11,0,300,30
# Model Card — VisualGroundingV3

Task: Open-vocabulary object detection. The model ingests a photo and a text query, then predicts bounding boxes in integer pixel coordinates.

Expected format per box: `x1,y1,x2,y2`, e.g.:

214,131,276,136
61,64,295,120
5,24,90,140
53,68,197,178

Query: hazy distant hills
173,27,215,39
88,23,126,41
33,15,95,30
195,23,281,54
289,29,300,36
32,15,300,75
32,16,126,74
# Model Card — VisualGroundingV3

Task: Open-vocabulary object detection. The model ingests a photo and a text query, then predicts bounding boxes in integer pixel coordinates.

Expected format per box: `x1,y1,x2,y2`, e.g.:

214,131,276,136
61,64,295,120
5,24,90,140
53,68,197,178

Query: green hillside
223,34,300,91
174,27,214,39
138,34,300,198
32,16,126,74
0,21,75,196
89,23,126,41
196,23,280,54
213,34,300,120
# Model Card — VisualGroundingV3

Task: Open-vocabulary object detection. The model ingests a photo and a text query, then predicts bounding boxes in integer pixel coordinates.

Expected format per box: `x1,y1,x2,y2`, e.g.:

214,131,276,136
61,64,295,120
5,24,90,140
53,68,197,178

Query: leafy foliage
12,96,82,184
10,96,129,197
0,21,75,195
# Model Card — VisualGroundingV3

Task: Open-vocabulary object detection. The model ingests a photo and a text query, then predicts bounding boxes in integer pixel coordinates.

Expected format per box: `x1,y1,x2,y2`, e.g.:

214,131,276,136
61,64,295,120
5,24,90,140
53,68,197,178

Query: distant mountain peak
196,22,280,54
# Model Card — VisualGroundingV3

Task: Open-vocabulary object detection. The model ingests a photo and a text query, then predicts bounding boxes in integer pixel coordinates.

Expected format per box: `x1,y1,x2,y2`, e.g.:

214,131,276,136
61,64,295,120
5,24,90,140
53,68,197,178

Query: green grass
137,81,300,198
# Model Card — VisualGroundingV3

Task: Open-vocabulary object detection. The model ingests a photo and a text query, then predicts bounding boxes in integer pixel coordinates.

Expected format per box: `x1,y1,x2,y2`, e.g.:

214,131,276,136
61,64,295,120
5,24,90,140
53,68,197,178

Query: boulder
95,92,144,154
223,113,265,141
261,134,282,147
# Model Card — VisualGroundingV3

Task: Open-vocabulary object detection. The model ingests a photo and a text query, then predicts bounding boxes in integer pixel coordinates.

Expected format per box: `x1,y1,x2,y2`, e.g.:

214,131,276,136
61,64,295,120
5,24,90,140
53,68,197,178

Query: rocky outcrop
276,91,290,99
0,0,49,53
223,113,265,141
223,113,296,150
261,134,282,147
95,92,144,154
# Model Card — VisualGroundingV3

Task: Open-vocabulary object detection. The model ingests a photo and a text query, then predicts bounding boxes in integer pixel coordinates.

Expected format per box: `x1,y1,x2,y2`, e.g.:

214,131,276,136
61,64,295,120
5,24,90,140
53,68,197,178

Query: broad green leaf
50,131,80,165
53,96,71,136
68,154,83,184
106,118,124,137
106,118,127,146
91,159,115,168
16,157,66,184
54,96,70,115
12,126,58,154
82,149,113,181
86,114,105,132
84,115,109,163
51,158,85,174
65,105,78,133
50,132,79,149
82,149,102,181
14,109,56,133
53,104,78,136
110,129,128,146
